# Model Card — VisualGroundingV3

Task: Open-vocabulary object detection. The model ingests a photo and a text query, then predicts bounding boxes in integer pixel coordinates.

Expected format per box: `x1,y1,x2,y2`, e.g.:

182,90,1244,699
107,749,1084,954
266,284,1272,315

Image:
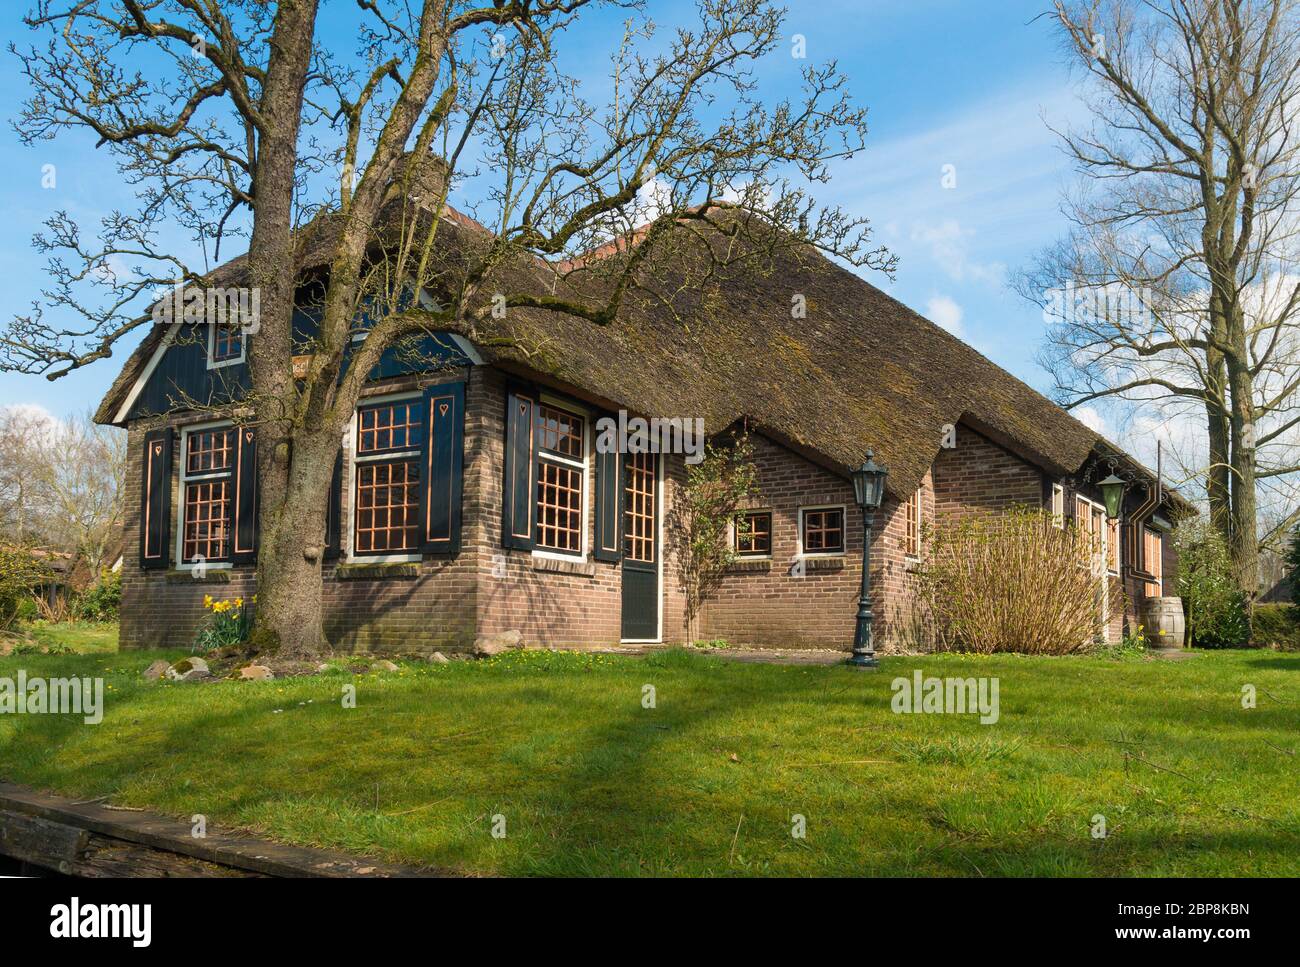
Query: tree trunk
251,430,337,657
1227,340,1259,598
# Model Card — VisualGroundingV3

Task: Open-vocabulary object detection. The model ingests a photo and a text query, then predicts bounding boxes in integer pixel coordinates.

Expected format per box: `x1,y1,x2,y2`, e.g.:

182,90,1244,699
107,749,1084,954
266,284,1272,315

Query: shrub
75,571,121,621
0,546,52,634
193,594,254,652
1252,603,1300,651
1285,524,1300,608
1171,520,1250,648
908,507,1111,654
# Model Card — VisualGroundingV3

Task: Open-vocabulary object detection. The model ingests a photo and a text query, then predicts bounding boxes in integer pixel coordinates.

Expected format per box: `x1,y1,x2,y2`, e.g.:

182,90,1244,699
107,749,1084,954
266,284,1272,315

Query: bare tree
32,411,127,574
1017,0,1300,596
0,406,48,544
2,1,894,656
0,407,125,573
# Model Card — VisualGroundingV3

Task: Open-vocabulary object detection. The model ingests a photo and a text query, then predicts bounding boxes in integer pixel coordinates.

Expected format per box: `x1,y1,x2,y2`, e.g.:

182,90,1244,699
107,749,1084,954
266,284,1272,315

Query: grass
17,620,120,654
1,640,1298,876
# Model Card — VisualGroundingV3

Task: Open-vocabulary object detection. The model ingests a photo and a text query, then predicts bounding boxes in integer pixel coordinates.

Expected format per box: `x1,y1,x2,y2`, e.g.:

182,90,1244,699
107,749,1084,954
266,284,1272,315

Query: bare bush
908,508,1114,654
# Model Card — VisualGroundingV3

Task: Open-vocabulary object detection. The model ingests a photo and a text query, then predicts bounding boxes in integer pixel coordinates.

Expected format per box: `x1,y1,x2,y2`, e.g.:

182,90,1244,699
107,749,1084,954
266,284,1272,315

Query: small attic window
209,323,244,367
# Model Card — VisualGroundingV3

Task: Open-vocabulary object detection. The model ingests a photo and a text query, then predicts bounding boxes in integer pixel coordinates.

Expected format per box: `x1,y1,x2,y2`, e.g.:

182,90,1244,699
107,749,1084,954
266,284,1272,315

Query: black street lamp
848,450,888,668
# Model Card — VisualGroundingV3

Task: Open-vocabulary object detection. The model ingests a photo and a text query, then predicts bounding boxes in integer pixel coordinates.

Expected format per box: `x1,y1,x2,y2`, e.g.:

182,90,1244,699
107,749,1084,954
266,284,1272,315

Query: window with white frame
179,423,235,564
1143,527,1163,595
352,396,423,556
799,505,845,556
208,322,244,367
1051,483,1065,528
535,401,587,556
904,488,922,559
1074,495,1107,572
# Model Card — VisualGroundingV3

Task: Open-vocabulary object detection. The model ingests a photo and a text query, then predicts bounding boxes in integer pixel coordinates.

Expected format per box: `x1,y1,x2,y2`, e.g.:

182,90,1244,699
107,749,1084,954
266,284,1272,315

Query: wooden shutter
502,385,537,550
593,412,622,562
419,381,465,555
231,426,258,564
323,449,343,561
139,427,174,569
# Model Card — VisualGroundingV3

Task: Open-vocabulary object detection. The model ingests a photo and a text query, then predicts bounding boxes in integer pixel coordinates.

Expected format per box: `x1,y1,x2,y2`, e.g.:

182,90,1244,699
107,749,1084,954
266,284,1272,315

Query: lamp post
848,450,888,668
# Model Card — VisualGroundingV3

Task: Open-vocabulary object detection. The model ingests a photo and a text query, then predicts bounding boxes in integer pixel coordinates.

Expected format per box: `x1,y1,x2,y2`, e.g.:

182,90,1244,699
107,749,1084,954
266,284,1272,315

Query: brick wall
119,365,690,652
472,367,687,647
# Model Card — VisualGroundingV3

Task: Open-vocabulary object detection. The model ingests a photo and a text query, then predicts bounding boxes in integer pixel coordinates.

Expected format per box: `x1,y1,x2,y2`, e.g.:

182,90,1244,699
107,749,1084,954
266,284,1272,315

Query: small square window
735,511,772,556
802,507,844,554
211,324,243,363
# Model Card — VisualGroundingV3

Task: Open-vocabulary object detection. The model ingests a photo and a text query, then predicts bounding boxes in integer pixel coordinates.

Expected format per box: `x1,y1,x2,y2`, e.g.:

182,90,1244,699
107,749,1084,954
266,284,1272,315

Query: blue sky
0,0,1091,429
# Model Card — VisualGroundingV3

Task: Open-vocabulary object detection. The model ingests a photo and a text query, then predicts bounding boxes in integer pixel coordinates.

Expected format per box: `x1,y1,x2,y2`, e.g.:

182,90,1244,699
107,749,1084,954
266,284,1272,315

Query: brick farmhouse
94,177,1189,655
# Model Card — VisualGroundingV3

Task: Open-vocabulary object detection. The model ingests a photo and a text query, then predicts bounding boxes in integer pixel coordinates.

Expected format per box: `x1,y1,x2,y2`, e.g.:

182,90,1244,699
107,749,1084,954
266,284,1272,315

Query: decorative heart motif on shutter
439,402,449,417
519,402,527,414
245,430,253,442
154,444,162,455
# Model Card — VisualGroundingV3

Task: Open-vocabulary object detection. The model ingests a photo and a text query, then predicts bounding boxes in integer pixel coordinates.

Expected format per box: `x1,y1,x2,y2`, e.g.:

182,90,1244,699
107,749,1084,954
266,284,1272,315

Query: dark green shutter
502,385,537,550
324,449,343,561
232,426,258,565
419,381,465,555
140,427,173,569
593,411,623,562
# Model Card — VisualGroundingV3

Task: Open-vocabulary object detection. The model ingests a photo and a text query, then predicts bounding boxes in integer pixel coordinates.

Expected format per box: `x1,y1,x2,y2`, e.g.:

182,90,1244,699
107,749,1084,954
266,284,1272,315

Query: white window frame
1075,493,1112,641
531,394,590,563
346,390,423,564
206,322,246,370
904,488,923,562
731,508,774,560
1051,483,1065,528
797,503,847,559
175,419,235,573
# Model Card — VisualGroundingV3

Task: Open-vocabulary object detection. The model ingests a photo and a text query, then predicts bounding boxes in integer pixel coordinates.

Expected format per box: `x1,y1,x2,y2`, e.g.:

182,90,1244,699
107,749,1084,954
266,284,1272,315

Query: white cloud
909,219,1006,286
1072,405,1108,435
925,294,964,336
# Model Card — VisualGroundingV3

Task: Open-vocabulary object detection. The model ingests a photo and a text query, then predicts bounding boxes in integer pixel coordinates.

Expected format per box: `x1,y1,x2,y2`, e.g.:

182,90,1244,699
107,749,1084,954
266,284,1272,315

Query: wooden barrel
1141,596,1186,649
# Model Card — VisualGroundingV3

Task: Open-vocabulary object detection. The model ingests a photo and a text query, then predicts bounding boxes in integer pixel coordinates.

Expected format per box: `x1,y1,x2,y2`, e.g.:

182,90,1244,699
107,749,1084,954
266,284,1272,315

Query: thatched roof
96,201,1189,510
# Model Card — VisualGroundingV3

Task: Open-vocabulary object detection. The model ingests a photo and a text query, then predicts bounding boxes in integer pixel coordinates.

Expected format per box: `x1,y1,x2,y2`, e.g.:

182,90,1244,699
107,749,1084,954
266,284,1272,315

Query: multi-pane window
353,398,423,555
210,323,243,363
802,507,844,554
624,452,656,562
735,511,772,556
1075,496,1108,572
904,488,922,559
1143,527,1163,595
535,403,586,555
1107,517,1120,573
181,425,234,562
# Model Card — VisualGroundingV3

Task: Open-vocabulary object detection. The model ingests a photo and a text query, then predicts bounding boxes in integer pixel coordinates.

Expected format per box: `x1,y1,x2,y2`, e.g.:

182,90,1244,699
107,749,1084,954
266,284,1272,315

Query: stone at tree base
238,665,274,680
473,630,524,657
142,660,171,681
428,652,450,664
371,659,399,672
165,657,210,682
316,662,331,673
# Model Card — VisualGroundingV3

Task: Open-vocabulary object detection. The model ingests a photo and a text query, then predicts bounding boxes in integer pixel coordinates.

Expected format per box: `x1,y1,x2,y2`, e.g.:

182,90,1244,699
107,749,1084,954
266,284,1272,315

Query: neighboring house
94,170,1191,653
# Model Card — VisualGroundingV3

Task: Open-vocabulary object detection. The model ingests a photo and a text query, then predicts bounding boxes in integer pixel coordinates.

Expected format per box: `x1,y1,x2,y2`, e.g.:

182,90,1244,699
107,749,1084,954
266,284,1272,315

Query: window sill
797,557,845,573
531,556,596,579
165,568,232,584
335,562,420,581
726,559,772,573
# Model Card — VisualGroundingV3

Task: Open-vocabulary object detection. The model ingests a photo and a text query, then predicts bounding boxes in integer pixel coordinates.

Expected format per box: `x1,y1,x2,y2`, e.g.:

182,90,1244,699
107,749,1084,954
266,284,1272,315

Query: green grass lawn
1,641,1297,876
17,621,120,654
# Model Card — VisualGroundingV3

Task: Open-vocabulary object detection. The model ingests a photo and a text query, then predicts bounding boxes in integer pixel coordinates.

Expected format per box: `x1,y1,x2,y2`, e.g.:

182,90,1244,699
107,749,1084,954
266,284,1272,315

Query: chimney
383,150,449,211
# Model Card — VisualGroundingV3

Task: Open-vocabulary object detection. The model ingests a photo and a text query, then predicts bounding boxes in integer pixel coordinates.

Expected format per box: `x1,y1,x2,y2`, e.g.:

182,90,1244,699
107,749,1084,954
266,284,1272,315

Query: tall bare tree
2,1,893,656
0,407,125,572
1017,0,1300,595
